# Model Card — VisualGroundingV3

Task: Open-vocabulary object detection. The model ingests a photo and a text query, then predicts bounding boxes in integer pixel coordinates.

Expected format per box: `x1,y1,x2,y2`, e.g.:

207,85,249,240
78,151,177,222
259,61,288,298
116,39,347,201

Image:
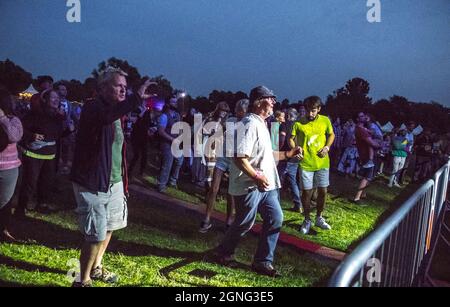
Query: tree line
1,58,449,132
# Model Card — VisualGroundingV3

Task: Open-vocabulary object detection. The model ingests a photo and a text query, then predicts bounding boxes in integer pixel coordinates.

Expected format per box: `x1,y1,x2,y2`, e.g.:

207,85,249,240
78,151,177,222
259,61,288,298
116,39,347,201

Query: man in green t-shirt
290,96,335,235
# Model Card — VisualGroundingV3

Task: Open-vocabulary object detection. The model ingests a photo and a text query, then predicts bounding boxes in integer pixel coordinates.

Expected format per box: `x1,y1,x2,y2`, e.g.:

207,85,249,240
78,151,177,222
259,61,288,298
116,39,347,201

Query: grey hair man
71,67,154,287
212,86,301,277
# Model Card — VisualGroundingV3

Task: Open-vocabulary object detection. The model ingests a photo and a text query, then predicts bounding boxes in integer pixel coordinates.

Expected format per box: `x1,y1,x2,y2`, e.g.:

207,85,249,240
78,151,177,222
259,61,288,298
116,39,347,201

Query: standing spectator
352,112,381,203
342,119,356,149
0,89,23,242
157,98,184,193
30,76,53,113
71,67,152,287
366,114,383,174
15,89,73,217
377,133,392,175
270,110,285,151
413,129,434,182
388,129,408,187
201,102,230,189
199,99,248,233
55,82,77,174
297,104,306,118
212,86,301,277
290,96,335,235
330,118,343,170
278,108,302,212
337,140,359,177
399,121,416,184
128,108,152,176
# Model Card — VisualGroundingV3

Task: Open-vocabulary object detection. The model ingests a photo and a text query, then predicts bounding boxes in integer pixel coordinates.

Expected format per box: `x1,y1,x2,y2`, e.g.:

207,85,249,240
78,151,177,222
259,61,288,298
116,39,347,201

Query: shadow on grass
4,215,255,285
346,183,422,251
0,280,60,287
0,255,67,275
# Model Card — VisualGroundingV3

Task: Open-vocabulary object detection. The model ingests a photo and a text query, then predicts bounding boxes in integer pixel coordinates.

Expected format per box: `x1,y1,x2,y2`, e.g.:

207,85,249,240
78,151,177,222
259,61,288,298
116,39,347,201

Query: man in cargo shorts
71,67,153,287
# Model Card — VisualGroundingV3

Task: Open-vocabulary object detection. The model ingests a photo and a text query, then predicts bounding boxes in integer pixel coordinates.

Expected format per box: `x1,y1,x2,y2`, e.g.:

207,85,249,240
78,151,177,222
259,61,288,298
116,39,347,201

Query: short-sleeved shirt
355,125,372,165
291,115,333,172
280,121,295,152
228,113,281,196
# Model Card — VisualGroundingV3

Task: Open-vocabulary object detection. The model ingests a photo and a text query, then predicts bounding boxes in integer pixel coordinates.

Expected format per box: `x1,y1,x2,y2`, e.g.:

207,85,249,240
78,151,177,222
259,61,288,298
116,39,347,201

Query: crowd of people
0,68,449,287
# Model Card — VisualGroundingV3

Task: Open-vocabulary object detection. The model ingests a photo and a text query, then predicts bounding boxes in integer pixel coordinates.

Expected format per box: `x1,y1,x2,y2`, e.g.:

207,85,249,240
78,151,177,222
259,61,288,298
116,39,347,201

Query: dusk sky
0,0,449,105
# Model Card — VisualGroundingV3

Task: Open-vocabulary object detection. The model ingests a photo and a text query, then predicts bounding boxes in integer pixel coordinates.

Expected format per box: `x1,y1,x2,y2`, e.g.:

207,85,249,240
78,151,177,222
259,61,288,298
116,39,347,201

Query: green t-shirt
270,122,281,151
110,120,124,184
291,115,333,171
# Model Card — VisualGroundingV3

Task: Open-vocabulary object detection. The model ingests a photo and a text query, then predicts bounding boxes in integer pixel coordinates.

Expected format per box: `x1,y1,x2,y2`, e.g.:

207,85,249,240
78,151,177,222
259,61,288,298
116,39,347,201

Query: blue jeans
218,189,284,265
278,162,302,209
158,143,183,190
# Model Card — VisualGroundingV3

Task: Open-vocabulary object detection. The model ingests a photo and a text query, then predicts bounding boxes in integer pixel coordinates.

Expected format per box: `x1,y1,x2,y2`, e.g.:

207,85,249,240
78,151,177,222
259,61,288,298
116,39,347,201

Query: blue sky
0,0,449,105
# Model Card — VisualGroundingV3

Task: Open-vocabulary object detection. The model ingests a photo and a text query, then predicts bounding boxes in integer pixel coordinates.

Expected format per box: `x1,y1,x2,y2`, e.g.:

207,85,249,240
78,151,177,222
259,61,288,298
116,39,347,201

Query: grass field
0,176,332,287
140,157,419,252
0,151,425,287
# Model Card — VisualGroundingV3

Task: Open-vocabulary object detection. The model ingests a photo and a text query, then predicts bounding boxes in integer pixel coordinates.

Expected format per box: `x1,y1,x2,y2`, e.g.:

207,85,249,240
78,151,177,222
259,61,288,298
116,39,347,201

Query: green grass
0,176,331,287
0,151,421,287
140,158,419,252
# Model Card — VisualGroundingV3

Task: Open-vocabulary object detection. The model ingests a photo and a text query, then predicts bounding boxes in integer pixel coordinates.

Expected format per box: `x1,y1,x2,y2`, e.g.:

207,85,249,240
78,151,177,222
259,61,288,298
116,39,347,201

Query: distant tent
22,85,38,95
400,123,407,130
412,125,423,136
18,85,38,100
381,122,394,133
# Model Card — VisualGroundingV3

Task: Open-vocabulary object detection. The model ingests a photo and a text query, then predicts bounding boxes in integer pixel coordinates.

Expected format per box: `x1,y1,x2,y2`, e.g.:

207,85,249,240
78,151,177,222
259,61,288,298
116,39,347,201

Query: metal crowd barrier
329,158,450,287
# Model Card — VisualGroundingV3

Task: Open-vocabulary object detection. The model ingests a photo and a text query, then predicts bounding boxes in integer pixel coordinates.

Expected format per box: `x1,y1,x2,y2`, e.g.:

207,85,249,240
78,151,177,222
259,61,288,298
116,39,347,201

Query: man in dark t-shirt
278,108,302,212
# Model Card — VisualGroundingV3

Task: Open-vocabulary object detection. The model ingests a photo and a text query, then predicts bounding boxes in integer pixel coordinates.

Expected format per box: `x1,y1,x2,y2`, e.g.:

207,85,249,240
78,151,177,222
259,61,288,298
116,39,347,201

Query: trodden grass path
140,158,419,252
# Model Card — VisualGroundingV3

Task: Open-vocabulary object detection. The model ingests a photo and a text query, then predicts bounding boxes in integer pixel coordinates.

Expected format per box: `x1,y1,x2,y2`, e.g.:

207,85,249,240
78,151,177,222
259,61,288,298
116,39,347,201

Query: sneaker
199,221,212,233
90,266,118,284
362,160,375,168
315,216,331,230
299,219,312,235
251,262,281,278
157,187,167,194
71,280,93,288
394,182,401,188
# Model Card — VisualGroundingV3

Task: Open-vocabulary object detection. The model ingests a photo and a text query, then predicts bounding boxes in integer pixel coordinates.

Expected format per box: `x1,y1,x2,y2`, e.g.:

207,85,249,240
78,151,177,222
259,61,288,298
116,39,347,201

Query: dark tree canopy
92,57,142,90
325,77,373,121
0,59,32,95
1,58,448,132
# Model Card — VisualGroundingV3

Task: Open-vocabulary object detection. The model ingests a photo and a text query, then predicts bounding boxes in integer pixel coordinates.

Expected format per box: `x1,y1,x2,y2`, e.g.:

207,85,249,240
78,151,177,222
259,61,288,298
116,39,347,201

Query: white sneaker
394,182,401,188
299,219,312,235
315,216,331,230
